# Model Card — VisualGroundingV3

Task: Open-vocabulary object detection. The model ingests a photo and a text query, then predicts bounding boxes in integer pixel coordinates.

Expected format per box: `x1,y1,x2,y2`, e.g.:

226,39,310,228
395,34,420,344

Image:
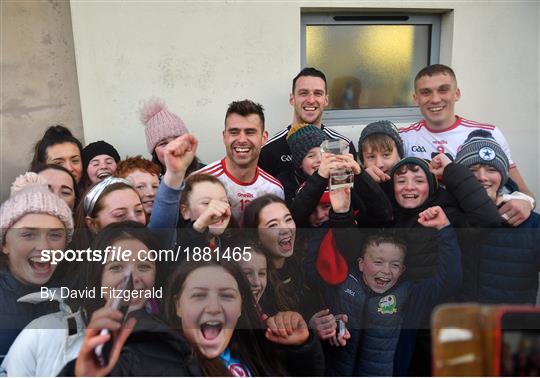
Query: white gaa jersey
399,117,515,168
196,159,285,221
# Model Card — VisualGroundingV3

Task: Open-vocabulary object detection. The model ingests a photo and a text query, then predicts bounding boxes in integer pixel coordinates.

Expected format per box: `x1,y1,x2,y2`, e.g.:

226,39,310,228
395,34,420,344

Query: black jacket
391,163,501,281
290,170,393,229
59,310,325,376
59,310,202,376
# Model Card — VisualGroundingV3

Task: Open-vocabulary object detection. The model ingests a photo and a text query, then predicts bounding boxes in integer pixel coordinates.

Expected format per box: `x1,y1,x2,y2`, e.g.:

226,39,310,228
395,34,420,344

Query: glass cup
320,139,354,190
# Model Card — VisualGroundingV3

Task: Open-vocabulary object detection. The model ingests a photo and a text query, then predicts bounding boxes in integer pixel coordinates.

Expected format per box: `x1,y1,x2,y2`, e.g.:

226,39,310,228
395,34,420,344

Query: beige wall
2,1,538,199
0,0,83,202
69,1,539,198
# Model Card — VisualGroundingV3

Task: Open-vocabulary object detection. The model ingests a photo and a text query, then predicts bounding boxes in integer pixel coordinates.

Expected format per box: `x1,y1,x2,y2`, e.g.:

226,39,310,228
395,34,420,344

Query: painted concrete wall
3,1,536,200
69,1,539,197
0,0,84,202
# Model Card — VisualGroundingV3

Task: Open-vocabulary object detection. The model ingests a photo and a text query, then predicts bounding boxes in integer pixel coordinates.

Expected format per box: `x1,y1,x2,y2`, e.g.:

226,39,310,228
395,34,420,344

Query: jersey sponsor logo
237,192,254,198
280,154,292,162
378,294,397,314
411,145,427,153
344,288,355,297
433,140,448,145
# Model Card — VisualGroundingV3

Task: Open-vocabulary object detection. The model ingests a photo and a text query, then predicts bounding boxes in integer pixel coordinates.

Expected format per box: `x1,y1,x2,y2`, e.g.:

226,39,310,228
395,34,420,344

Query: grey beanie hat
357,120,404,163
455,130,509,189
286,124,327,169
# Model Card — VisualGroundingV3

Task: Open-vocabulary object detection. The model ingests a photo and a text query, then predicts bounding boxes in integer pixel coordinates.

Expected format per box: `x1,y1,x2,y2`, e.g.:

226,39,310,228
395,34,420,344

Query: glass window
302,13,441,124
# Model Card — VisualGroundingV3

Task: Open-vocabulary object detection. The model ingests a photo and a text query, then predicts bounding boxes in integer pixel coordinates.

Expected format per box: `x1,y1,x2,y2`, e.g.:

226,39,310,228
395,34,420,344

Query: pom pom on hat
140,98,166,125
10,172,48,196
139,98,189,153
0,172,74,245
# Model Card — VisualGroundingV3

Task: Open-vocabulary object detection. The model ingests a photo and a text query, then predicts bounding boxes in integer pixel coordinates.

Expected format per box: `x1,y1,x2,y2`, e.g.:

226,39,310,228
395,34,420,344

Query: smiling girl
69,258,323,376
0,172,73,363
243,195,317,318
1,221,162,376
30,125,84,185
71,177,146,250
81,140,121,187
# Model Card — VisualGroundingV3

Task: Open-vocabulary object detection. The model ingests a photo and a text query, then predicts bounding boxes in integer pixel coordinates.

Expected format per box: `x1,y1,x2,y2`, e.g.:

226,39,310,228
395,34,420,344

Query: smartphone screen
499,311,540,376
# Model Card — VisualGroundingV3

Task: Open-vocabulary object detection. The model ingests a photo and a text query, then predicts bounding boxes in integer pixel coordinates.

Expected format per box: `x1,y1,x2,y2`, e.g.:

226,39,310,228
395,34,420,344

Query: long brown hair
164,258,285,376
242,195,304,312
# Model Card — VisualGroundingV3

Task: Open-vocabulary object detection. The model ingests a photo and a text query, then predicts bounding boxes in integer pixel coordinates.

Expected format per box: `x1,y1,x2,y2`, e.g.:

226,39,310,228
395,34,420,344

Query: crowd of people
0,64,538,377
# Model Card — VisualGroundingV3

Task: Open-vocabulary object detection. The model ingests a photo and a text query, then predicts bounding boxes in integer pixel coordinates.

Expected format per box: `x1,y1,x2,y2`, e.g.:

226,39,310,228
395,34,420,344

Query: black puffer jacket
460,212,540,304
59,309,325,376
59,310,202,376
391,163,501,281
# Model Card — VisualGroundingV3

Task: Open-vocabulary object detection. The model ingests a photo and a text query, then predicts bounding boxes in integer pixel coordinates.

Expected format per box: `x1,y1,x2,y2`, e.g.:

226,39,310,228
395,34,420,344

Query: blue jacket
460,212,540,304
315,226,462,376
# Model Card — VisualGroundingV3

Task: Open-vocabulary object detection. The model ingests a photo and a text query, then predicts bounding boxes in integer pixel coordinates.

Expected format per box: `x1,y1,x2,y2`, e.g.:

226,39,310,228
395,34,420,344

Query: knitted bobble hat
286,123,327,169
357,120,404,163
455,130,509,189
0,172,74,245
140,98,189,153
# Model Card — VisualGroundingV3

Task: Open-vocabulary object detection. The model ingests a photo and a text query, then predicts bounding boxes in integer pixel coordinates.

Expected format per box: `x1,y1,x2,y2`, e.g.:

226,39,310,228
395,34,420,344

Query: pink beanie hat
0,172,74,245
140,98,189,153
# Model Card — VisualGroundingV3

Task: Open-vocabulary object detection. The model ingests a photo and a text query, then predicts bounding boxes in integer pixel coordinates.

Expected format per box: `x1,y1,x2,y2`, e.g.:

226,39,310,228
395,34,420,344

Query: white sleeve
399,130,413,158
1,328,37,376
276,186,285,200
491,127,515,166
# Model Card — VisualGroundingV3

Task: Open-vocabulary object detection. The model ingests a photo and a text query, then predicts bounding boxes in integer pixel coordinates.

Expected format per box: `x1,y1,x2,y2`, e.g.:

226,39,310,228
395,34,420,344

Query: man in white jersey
196,100,284,221
400,64,534,226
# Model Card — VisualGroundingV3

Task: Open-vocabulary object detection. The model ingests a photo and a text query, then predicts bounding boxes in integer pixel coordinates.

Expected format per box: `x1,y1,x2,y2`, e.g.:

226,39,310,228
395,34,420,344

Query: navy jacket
460,211,540,304
320,226,462,376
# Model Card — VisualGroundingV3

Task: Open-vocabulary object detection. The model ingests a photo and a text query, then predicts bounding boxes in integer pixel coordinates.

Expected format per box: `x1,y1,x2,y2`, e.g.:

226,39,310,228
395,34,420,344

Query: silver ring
501,213,509,221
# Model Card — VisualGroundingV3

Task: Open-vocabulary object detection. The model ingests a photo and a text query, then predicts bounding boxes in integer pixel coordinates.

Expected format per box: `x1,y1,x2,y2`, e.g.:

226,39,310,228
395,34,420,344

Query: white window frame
301,12,441,126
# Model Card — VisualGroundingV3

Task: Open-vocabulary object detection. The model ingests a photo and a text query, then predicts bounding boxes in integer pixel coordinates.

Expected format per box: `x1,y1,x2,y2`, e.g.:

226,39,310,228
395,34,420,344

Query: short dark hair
361,233,407,258
292,67,327,93
414,64,457,89
224,99,265,131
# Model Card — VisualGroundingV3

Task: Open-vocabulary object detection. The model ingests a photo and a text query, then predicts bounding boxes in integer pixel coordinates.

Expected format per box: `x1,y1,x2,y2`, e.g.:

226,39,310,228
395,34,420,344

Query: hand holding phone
75,301,137,376
330,314,350,347
94,273,134,367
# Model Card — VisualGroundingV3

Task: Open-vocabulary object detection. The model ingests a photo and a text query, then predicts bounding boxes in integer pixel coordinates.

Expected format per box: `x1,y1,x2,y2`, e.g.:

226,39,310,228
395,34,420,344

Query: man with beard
259,67,357,178
196,100,284,221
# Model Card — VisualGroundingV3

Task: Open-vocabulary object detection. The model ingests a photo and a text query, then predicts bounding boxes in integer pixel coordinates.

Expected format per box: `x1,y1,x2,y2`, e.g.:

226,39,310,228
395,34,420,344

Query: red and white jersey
196,159,285,221
399,117,515,167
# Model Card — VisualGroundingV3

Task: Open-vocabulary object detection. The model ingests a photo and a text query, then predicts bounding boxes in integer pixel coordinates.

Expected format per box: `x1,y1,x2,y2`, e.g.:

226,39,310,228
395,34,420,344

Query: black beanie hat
390,157,438,197
82,140,121,169
357,120,404,163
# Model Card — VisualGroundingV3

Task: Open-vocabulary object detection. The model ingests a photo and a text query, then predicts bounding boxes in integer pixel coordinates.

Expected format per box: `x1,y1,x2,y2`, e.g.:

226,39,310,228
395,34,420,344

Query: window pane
306,24,430,110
